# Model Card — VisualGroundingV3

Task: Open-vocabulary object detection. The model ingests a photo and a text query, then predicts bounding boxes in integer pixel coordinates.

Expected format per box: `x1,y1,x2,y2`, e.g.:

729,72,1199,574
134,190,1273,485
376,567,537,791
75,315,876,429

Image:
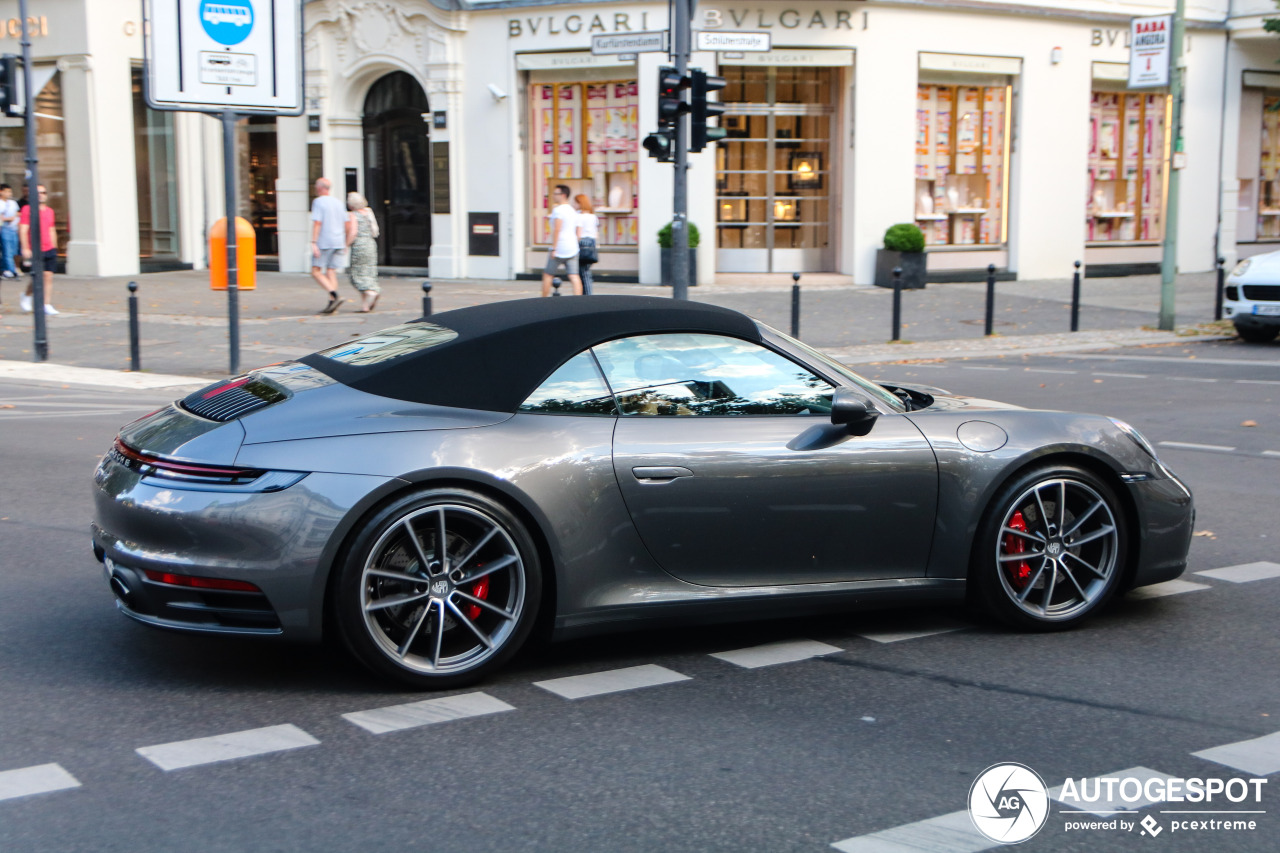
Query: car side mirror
831,387,878,433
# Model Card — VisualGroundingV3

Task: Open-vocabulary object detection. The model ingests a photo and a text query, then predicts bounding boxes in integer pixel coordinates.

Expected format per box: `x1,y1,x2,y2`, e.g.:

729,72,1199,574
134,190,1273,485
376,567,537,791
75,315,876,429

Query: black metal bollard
552,276,562,297
892,267,903,342
127,281,141,372
1071,260,1082,332
1215,256,1226,321
421,281,433,318
984,264,997,337
790,272,801,338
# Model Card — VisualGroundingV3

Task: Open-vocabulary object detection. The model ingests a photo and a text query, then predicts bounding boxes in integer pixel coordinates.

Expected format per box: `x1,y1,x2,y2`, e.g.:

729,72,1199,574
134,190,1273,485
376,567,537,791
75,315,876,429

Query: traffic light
0,55,18,118
656,66,688,132
690,69,727,153
643,130,674,163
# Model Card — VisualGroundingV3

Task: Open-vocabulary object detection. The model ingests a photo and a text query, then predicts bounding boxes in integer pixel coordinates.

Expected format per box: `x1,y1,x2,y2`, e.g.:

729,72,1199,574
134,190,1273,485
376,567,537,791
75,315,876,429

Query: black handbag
578,238,598,265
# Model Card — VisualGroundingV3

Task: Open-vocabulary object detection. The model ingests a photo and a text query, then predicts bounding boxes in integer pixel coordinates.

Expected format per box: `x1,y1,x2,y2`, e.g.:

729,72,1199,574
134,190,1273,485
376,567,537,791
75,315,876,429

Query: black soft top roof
299,295,762,412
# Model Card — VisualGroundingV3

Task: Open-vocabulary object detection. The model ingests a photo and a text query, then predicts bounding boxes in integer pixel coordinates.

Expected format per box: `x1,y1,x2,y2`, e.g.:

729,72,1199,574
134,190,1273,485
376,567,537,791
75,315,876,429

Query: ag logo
200,1,255,46
968,763,1050,844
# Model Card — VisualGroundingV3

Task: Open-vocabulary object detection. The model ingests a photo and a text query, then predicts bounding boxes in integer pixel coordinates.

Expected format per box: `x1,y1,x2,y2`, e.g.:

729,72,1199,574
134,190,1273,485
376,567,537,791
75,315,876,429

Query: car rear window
316,322,458,366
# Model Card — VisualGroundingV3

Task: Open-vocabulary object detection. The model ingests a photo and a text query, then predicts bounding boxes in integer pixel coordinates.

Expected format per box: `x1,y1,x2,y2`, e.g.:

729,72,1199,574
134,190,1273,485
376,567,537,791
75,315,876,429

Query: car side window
519,350,619,415
592,334,834,416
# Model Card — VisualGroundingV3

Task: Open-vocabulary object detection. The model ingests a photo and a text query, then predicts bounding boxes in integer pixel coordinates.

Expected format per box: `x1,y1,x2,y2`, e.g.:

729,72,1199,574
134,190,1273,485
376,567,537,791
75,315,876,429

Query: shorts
544,252,579,276
314,247,345,270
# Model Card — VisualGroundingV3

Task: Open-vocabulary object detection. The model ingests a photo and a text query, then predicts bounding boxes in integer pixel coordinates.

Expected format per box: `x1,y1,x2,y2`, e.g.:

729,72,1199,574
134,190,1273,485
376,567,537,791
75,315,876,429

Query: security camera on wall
487,84,507,101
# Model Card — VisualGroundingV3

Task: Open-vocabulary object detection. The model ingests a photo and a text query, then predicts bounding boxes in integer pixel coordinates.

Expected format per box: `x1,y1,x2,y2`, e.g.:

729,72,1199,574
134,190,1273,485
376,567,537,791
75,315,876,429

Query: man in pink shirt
18,184,57,315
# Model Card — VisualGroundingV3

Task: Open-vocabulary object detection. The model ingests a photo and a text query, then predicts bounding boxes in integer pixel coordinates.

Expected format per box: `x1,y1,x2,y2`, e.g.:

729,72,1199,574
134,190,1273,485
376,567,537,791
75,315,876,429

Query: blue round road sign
200,1,255,47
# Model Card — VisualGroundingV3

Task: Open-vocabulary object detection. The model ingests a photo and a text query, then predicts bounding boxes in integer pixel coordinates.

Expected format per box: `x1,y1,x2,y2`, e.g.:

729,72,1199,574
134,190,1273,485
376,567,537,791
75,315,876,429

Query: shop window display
914,83,1009,247
1087,91,1168,243
0,70,67,253
1259,95,1280,239
529,80,638,249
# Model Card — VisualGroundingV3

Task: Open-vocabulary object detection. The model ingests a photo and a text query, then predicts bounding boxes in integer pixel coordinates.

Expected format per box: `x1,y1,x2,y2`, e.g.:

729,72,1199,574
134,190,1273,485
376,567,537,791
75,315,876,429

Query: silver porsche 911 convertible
91,296,1194,688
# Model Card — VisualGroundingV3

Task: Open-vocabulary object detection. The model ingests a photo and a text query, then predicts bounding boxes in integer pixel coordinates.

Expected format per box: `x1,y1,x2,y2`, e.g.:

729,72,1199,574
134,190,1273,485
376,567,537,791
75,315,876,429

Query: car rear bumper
91,458,401,642
1126,474,1195,589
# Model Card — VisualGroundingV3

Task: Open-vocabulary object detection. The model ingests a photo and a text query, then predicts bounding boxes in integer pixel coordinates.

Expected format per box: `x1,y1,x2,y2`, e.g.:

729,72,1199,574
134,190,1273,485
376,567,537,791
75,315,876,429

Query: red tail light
143,569,262,593
111,439,265,484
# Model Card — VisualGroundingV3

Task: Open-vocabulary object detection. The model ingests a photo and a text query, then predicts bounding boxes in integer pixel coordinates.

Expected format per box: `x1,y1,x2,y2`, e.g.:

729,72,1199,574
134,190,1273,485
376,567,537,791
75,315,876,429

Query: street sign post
591,31,668,56
143,0,305,376
694,31,772,53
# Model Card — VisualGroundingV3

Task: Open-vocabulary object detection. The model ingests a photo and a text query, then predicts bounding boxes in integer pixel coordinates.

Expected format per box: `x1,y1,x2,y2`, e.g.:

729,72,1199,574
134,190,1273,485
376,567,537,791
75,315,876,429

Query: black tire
971,465,1127,631
1235,323,1280,344
335,487,542,689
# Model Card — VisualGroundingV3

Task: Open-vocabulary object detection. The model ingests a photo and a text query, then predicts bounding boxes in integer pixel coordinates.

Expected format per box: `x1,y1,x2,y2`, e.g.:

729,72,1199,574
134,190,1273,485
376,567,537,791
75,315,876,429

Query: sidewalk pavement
0,267,1237,386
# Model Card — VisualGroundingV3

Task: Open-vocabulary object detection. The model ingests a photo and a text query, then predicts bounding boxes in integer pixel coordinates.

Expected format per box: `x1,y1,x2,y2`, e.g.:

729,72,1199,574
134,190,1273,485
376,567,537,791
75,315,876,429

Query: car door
596,333,938,587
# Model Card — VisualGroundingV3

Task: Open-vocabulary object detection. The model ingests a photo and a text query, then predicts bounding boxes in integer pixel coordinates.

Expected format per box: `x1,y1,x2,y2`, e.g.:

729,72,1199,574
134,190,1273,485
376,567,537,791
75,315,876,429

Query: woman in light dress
345,192,381,312
574,193,600,295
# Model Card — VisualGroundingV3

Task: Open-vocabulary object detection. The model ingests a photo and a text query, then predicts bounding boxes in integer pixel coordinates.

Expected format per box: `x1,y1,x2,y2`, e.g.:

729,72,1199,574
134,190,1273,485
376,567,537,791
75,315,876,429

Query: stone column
275,113,310,273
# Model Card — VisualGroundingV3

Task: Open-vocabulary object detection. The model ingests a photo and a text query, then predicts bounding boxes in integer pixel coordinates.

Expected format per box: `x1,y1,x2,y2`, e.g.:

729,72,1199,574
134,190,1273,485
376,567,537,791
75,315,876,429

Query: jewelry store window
1086,88,1169,243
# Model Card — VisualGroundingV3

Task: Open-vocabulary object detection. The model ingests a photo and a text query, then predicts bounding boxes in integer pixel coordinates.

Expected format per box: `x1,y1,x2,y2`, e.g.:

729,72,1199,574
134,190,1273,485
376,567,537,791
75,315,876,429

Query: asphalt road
1,339,1277,852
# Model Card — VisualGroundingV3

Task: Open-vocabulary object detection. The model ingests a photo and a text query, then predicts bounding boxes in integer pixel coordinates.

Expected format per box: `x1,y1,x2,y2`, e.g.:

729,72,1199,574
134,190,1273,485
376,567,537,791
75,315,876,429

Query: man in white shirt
0,184,17,279
310,177,348,313
541,185,583,296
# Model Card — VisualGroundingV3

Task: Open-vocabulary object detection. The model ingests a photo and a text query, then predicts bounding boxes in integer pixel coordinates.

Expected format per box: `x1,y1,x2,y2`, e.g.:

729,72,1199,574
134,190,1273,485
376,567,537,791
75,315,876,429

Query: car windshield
757,323,907,413
315,322,458,366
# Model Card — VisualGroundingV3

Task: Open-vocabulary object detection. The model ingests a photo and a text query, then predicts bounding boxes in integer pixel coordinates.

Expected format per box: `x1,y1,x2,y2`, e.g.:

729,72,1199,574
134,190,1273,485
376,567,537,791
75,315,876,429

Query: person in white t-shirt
574,194,600,295
0,184,18,280
541,185,583,297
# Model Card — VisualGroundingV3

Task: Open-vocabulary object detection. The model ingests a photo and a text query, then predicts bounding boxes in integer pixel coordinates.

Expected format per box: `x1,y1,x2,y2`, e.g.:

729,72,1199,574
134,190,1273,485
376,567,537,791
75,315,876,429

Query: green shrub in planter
875,223,927,289
657,221,701,249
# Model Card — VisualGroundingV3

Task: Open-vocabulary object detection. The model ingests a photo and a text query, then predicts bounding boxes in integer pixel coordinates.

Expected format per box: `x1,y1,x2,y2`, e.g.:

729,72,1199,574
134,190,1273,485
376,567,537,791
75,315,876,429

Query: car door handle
631,466,694,484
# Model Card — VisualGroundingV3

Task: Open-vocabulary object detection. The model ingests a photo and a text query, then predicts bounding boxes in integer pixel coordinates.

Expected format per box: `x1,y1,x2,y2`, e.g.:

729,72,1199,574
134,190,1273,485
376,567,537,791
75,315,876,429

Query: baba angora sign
1128,15,1172,89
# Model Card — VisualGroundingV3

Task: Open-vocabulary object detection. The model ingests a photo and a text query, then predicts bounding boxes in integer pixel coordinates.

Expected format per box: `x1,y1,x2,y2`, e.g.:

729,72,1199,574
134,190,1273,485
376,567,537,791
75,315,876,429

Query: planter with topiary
874,223,927,289
658,221,700,286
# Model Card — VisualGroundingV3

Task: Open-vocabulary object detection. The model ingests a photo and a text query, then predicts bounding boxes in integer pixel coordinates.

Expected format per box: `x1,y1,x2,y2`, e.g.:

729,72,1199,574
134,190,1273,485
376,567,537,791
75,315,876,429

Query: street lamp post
20,0,46,361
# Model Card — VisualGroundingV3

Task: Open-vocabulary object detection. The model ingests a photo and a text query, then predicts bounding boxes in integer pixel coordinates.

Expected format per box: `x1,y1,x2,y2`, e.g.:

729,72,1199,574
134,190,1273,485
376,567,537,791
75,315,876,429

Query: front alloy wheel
975,467,1125,629
336,489,541,688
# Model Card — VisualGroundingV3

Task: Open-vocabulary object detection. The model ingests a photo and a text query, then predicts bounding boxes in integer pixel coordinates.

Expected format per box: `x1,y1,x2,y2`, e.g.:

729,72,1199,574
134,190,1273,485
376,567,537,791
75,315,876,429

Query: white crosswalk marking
343,692,515,734
136,724,319,771
1127,580,1212,599
0,764,80,803
711,639,842,669
830,810,993,853
1192,731,1280,776
534,664,690,700
856,621,968,644
1050,767,1175,817
1157,441,1236,453
1195,562,1280,583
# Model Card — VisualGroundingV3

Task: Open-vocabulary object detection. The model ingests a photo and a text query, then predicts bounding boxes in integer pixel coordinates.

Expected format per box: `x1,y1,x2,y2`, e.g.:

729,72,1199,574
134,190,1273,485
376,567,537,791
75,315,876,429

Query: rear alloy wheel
974,466,1125,630
1235,323,1279,344
336,488,541,688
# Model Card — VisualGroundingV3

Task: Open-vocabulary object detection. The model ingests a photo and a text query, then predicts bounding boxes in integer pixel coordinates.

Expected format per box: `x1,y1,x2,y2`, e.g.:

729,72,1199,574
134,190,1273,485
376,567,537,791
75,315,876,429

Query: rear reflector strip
143,570,262,593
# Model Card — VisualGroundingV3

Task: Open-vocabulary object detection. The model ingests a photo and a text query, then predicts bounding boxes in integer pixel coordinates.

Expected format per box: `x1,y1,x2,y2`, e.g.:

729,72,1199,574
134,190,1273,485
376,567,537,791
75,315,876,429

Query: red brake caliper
1003,511,1032,588
466,571,490,620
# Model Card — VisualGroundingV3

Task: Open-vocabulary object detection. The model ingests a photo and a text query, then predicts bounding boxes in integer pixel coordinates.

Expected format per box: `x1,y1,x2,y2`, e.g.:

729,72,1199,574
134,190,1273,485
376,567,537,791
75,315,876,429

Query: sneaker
319,295,345,315
2,270,14,278
19,292,31,312
44,304,59,315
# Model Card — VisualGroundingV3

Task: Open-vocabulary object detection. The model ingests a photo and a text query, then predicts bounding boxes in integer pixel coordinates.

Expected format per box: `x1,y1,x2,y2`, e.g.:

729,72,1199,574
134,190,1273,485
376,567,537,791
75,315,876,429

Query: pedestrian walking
541,184,583,296
0,184,19,282
310,177,347,314
574,193,599,295
18,184,57,315
346,191,381,312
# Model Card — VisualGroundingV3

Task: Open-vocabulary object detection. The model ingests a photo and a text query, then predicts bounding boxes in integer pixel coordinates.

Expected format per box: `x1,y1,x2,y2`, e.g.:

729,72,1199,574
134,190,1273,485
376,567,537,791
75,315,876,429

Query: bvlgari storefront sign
508,5,861,38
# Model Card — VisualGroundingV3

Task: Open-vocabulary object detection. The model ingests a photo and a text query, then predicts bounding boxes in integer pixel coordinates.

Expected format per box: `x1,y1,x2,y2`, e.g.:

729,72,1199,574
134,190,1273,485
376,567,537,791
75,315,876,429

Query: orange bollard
209,217,257,291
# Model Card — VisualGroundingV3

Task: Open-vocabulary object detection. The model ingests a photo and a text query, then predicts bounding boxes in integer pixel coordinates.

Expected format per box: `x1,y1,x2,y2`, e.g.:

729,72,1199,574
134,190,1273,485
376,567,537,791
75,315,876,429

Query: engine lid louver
180,376,289,422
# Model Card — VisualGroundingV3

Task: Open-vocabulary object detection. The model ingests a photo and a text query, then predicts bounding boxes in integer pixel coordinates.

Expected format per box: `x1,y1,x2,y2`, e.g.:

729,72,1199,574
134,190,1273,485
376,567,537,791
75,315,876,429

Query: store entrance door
716,67,835,274
363,71,431,267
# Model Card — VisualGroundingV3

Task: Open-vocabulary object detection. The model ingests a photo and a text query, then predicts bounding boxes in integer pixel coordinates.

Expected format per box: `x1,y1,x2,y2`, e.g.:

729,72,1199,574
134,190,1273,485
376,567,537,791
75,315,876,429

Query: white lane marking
1092,372,1148,379
0,409,140,420
1178,377,1219,383
1235,379,1280,386
1192,731,1280,776
343,692,515,734
830,810,992,853
1064,353,1280,367
1127,580,1212,599
1050,767,1175,816
136,724,319,771
0,360,205,390
1023,368,1077,374
856,620,969,644
533,664,690,700
1157,441,1237,453
0,764,80,803
711,639,842,669
1194,561,1280,583
1264,450,1280,458
962,366,1009,371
